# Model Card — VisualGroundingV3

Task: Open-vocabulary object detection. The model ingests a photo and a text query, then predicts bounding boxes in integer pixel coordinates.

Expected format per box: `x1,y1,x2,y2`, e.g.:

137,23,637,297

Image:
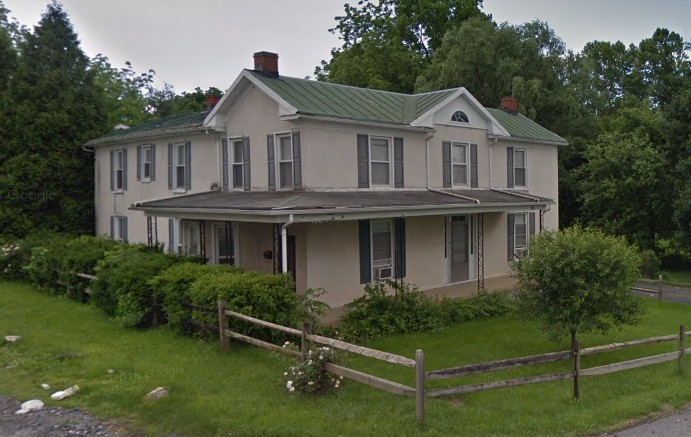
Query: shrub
438,291,515,324
188,270,301,342
151,262,240,335
283,343,342,395
23,234,73,292
93,245,185,327
0,232,61,281
340,280,444,342
639,249,661,279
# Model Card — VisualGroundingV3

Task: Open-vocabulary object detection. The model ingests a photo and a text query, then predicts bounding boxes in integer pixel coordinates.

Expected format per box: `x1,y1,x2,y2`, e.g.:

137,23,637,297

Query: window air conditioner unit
373,266,392,280
515,248,529,258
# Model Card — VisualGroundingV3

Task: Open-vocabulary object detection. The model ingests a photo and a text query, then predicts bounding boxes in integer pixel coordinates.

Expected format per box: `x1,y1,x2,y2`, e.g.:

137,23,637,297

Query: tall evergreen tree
0,1,108,237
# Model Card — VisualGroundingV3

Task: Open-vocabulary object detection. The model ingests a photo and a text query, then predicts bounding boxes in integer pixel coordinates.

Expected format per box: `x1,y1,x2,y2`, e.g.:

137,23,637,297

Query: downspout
281,214,294,273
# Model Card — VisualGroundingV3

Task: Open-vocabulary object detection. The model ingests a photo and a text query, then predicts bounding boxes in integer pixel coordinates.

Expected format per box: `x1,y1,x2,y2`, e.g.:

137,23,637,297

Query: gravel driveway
0,395,123,437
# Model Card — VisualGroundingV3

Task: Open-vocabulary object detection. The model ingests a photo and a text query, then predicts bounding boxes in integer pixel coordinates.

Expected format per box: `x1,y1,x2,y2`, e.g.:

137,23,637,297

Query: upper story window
507,146,527,189
223,137,250,190
110,148,127,191
442,142,478,189
168,141,191,191
137,144,156,182
451,110,469,123
267,132,301,191
451,142,469,186
357,134,404,189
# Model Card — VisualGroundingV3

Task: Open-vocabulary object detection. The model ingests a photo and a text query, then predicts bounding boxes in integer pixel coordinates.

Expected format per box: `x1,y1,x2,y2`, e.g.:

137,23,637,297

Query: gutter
487,135,568,147
282,113,434,133
491,188,542,202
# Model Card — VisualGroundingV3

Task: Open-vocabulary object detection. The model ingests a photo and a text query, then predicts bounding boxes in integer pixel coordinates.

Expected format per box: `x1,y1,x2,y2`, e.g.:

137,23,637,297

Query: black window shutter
242,137,251,191
359,220,371,284
442,141,451,188
394,137,404,188
122,216,128,243
470,143,478,188
394,218,406,278
221,138,229,190
529,212,536,237
292,131,302,189
136,145,142,181
507,213,515,261
167,143,173,189
122,149,128,191
168,218,175,253
150,144,156,181
110,215,115,239
184,141,192,190
267,135,276,191
110,150,115,191
507,146,514,189
357,134,369,188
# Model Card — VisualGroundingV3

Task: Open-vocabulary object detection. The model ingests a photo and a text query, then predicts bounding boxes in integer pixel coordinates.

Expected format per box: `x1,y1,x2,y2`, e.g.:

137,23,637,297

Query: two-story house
85,51,567,311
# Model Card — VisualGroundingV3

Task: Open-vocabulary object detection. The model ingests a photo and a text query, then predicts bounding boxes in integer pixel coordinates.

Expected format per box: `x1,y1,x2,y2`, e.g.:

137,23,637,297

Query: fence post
217,300,230,352
573,339,581,400
416,349,425,424
680,325,686,374
658,274,663,301
301,322,312,361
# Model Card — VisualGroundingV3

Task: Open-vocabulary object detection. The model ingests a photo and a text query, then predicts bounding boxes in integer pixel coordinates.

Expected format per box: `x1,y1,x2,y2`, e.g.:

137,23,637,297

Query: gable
429,96,489,130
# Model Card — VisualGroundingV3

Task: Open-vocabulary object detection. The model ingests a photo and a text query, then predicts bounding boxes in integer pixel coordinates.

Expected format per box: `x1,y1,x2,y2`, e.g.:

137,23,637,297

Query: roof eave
282,113,434,132
488,135,569,147
84,125,215,147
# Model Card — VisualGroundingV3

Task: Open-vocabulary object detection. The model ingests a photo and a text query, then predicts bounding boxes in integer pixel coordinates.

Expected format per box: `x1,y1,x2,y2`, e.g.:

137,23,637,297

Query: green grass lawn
662,270,691,287
1,281,690,436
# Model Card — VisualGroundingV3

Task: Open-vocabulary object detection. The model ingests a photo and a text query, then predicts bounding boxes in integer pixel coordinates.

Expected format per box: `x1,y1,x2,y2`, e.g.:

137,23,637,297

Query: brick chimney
501,96,518,113
253,51,279,77
206,95,221,110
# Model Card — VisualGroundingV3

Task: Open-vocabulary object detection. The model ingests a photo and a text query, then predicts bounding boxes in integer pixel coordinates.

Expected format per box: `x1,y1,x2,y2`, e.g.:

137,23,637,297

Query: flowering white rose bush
282,342,342,395
0,242,22,278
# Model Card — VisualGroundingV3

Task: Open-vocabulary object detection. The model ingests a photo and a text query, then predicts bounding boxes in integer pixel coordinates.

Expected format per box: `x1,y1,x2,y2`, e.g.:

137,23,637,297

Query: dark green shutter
442,141,451,188
110,216,115,239
221,138,229,190
507,146,514,188
184,141,192,190
394,218,406,278
292,131,302,189
529,212,536,237
167,143,173,189
150,144,156,181
394,137,404,188
470,144,478,188
110,150,115,191
359,220,371,284
168,218,175,253
267,135,276,191
507,213,515,261
357,134,369,188
122,217,128,243
242,137,251,190
122,149,128,191
136,145,142,181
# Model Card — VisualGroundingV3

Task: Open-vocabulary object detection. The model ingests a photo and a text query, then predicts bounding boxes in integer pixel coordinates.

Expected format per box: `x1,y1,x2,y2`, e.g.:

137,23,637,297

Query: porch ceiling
131,189,553,223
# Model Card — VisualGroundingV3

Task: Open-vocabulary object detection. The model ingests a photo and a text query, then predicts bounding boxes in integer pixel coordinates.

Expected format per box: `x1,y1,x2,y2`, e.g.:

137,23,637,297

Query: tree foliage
512,226,643,345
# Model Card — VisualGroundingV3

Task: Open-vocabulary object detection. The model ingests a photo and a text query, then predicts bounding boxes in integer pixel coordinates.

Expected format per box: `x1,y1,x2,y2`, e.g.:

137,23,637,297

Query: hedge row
0,234,321,341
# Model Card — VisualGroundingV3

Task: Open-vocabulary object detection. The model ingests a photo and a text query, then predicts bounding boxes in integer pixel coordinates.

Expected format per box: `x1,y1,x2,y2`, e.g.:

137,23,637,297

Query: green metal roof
486,108,568,145
250,71,456,125
87,111,208,145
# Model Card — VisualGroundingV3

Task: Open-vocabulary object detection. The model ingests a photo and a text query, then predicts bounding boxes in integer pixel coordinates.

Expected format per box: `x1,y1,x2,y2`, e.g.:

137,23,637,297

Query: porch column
146,216,153,248
199,220,206,259
478,213,485,291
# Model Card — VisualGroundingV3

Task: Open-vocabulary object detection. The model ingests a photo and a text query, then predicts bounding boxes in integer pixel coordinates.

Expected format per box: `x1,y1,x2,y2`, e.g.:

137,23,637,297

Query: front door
215,222,235,265
450,216,470,283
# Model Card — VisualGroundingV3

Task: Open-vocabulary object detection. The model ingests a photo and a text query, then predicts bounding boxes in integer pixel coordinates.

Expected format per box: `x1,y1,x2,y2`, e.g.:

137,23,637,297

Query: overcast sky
3,0,691,93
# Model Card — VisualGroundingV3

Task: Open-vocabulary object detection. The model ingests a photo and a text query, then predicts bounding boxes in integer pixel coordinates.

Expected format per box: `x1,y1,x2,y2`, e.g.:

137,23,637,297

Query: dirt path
0,395,123,437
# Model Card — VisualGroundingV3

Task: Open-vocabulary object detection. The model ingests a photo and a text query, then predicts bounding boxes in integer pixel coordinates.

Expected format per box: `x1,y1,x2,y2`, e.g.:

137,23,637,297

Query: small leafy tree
512,225,643,346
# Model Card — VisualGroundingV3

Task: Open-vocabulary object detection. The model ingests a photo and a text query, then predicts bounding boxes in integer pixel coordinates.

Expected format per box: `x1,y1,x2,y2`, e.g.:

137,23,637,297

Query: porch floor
322,275,517,325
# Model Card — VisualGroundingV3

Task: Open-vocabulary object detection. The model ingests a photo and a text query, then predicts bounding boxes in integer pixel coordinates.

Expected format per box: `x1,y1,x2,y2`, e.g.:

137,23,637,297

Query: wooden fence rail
191,301,689,424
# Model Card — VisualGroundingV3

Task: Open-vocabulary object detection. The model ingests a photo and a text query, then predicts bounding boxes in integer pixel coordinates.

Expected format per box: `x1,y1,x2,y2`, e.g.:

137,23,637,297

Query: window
507,147,527,188
277,134,293,188
268,132,301,190
223,137,250,190
451,142,469,186
371,220,393,279
137,144,155,182
111,216,127,242
357,135,404,189
110,148,127,191
232,139,244,188
359,218,406,283
508,212,535,260
168,141,191,191
182,222,200,256
451,110,469,123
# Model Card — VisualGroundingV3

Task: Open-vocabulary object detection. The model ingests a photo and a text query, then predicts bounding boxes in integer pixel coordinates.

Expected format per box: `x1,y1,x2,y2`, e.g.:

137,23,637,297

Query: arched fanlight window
451,110,469,123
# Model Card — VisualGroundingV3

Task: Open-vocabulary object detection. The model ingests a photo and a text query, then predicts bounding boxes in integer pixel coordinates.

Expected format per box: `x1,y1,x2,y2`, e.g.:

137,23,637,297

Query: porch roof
131,189,553,223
